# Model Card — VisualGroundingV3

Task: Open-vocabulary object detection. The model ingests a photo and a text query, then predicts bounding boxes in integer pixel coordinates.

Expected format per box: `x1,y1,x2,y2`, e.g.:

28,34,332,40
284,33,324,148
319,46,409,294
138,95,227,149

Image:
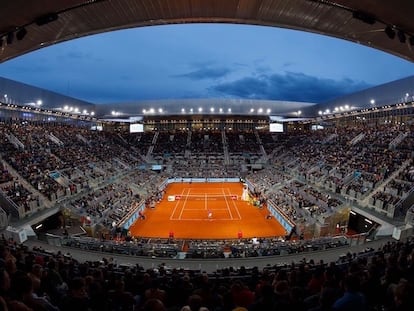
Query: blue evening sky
1,23,414,104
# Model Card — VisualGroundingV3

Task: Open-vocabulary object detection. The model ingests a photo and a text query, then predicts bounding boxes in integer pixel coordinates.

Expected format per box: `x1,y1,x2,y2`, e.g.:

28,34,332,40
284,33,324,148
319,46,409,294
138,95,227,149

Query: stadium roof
96,98,315,119
1,0,414,64
2,72,414,120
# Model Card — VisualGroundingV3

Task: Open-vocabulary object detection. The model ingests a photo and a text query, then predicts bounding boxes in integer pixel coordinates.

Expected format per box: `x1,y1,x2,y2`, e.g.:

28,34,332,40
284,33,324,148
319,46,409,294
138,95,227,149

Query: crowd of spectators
0,121,413,239
260,125,413,220
370,159,414,216
0,163,13,185
1,120,414,310
0,235,414,311
0,181,40,214
152,131,188,158
226,130,262,158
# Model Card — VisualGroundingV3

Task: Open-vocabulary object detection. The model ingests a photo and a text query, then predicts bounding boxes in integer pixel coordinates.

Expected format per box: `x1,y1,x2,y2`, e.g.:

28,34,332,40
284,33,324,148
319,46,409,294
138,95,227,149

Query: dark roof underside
1,0,414,63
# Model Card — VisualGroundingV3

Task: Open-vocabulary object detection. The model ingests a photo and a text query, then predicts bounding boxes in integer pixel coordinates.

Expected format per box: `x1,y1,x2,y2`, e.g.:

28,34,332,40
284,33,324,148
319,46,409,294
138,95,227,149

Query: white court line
227,187,242,220
191,188,231,193
171,187,242,220
185,208,230,211
172,218,236,221
222,188,234,220
181,193,232,196
178,188,191,220
170,188,187,220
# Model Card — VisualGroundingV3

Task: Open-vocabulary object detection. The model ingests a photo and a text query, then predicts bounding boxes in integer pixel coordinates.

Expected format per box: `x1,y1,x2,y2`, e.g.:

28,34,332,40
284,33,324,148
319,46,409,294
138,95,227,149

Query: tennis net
168,194,238,201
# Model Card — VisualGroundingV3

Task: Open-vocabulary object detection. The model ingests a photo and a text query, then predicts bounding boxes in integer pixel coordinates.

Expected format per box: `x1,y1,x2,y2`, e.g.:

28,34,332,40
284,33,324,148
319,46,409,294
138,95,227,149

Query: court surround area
128,182,286,239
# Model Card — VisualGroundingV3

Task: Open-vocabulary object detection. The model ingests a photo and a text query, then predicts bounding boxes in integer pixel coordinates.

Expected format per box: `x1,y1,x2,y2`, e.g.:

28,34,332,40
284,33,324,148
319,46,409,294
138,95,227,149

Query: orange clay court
129,182,287,239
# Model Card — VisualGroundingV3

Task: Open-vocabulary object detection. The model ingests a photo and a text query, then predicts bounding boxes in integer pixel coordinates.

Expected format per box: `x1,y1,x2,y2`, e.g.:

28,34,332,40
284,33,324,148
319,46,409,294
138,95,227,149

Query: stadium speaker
385,26,396,39
16,28,27,41
397,30,406,43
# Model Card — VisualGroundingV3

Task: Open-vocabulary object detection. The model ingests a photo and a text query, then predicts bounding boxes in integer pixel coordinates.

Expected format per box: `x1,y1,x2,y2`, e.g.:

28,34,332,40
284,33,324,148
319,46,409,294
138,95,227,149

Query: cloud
233,62,249,68
282,62,295,68
174,66,232,80
210,72,371,103
213,77,268,98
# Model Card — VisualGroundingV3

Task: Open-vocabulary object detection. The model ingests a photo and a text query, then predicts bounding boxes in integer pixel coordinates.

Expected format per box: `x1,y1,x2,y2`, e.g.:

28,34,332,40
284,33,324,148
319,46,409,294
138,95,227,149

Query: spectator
332,274,366,311
391,279,414,311
60,277,90,311
141,298,166,311
107,278,137,311
180,294,209,311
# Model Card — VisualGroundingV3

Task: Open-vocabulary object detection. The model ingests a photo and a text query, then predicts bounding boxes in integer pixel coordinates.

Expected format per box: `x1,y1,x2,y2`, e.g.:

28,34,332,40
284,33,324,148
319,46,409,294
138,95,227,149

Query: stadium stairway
176,241,189,259
359,158,413,208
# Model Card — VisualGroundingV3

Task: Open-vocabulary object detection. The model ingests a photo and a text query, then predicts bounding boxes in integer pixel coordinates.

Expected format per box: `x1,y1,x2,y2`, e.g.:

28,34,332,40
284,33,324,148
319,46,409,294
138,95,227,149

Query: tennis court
128,182,287,239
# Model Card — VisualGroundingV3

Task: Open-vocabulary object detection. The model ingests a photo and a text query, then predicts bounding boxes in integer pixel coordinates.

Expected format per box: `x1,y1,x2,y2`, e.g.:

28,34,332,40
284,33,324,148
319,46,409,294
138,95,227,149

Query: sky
1,23,414,105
